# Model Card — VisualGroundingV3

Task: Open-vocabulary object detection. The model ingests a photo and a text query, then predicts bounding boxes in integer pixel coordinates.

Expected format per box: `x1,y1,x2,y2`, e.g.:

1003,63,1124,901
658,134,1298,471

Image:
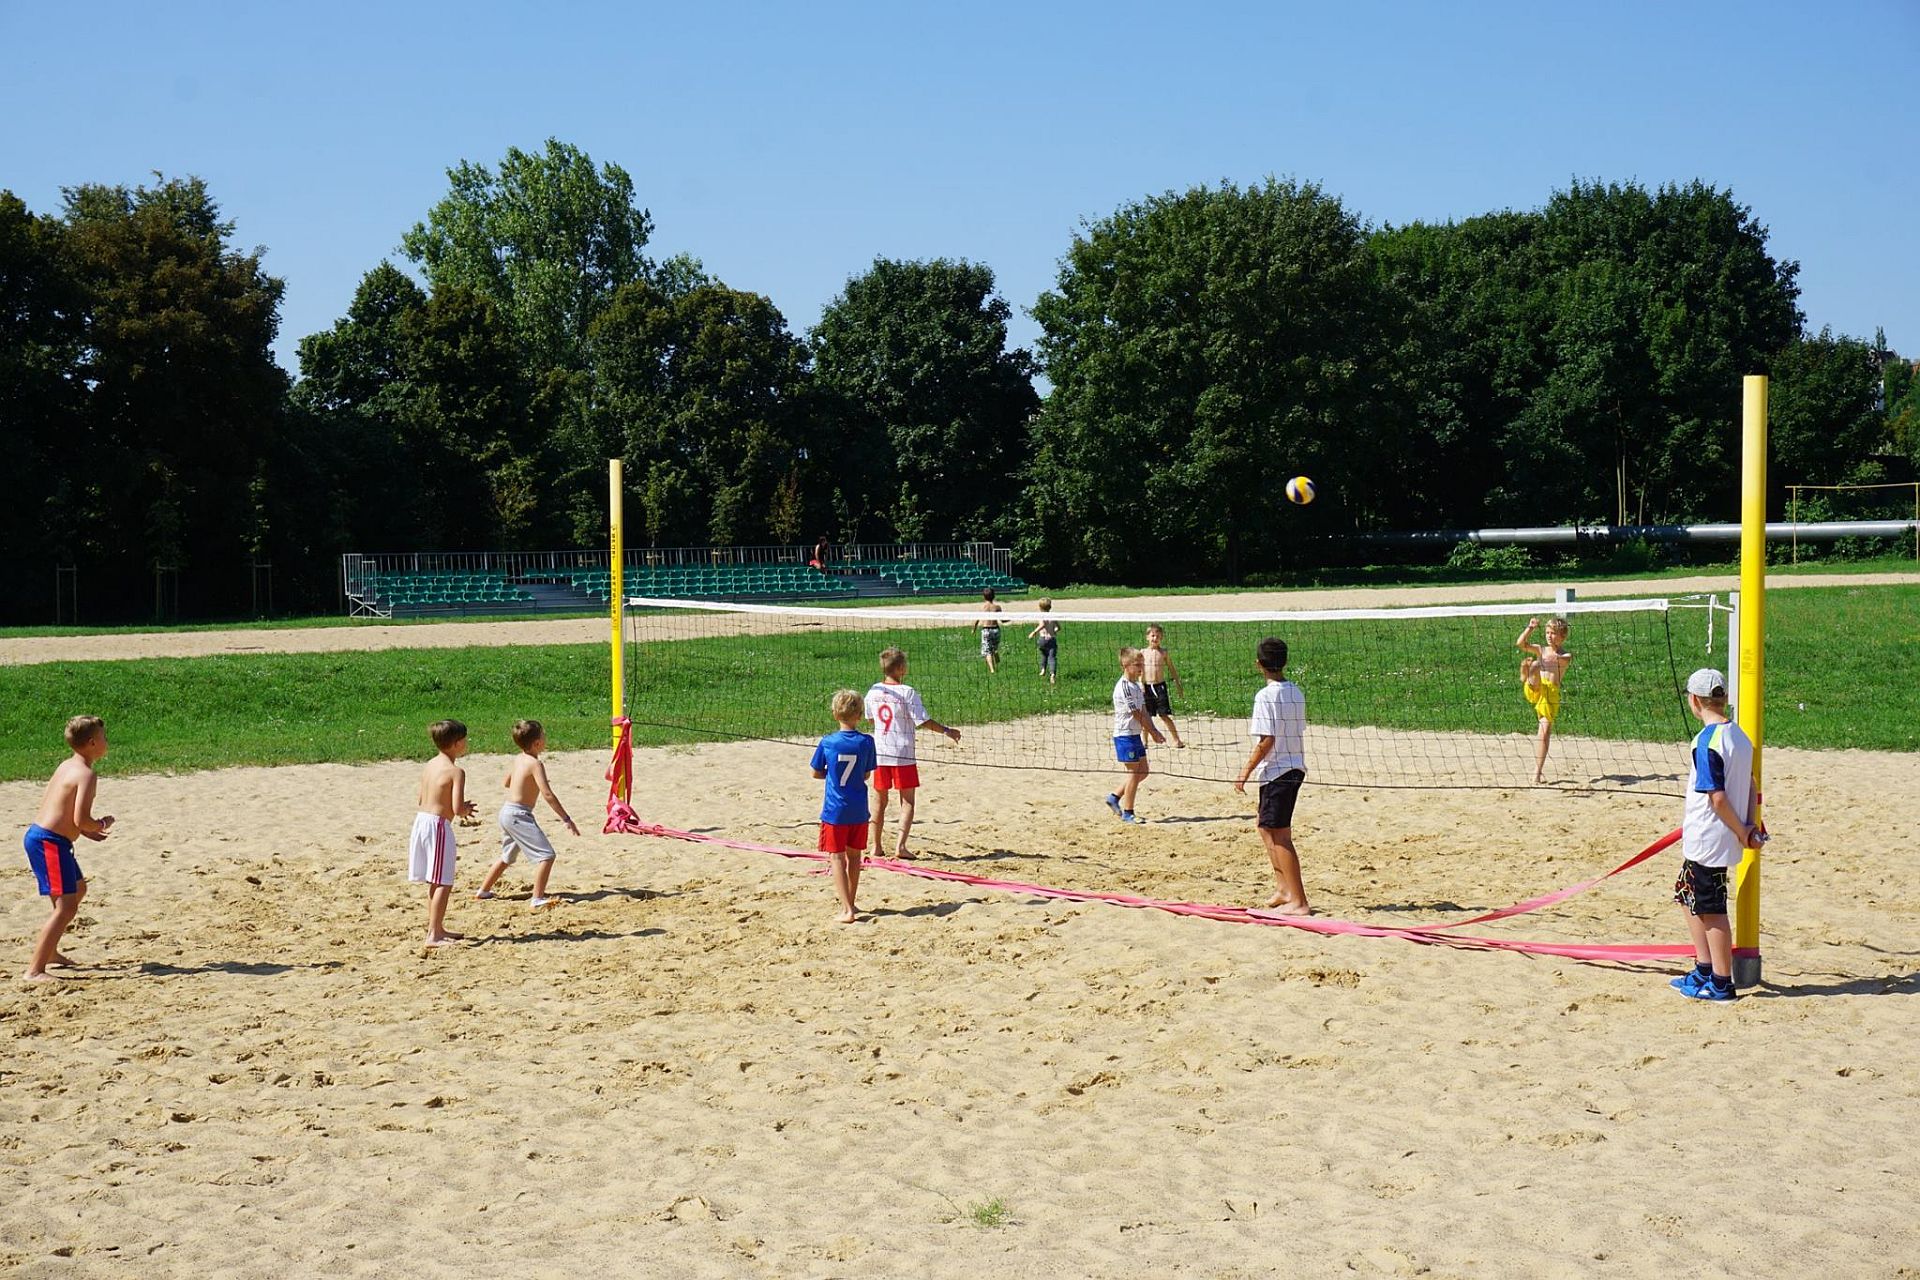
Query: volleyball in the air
1285,475,1316,505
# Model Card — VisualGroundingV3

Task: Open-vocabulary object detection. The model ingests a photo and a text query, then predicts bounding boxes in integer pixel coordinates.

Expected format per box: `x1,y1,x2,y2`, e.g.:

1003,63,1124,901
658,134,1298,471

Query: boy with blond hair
1106,647,1164,822
1669,669,1762,1002
21,716,114,981
411,719,477,946
475,719,578,909
1515,616,1572,784
811,690,879,923
1141,624,1185,748
1028,598,1060,684
865,647,962,860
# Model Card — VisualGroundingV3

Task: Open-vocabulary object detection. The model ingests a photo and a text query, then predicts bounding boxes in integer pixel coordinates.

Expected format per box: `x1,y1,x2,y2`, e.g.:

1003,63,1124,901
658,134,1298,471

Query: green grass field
0,584,1911,782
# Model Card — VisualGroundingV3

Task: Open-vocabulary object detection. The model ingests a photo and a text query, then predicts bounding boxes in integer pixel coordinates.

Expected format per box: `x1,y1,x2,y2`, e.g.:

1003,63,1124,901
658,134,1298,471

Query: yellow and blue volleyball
1285,475,1316,505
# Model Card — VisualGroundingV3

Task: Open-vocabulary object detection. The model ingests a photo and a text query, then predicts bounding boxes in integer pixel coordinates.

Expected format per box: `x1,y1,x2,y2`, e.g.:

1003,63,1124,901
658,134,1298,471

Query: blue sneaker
1669,969,1709,996
1106,793,1124,819
1685,978,1737,1002
1120,811,1141,824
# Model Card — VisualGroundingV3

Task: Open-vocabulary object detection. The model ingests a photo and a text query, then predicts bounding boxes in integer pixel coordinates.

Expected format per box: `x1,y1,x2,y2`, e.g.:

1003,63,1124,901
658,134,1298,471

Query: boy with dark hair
475,719,578,909
811,690,878,923
973,587,1004,673
411,719,477,946
1670,669,1761,1002
21,716,114,981
1234,638,1309,914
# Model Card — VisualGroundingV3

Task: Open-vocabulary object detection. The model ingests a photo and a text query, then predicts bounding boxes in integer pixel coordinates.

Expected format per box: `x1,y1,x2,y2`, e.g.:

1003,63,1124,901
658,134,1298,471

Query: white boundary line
625,595,1671,625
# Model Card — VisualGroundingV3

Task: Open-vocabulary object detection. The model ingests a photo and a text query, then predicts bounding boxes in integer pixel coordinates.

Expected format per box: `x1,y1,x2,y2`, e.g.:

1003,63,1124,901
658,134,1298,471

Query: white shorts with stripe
408,812,457,886
498,802,557,864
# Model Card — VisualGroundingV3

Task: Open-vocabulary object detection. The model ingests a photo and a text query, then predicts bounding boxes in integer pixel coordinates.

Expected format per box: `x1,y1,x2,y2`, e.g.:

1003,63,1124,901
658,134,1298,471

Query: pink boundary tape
604,720,1745,966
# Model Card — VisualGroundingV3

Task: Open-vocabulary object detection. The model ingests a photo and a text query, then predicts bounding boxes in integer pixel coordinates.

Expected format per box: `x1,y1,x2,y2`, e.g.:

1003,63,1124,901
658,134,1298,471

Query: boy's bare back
503,754,547,806
417,755,465,818
34,758,100,841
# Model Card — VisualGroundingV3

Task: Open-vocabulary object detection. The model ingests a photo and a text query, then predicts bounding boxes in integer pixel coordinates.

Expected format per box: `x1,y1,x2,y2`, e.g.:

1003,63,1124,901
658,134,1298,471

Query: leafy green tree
591,281,815,546
61,175,287,616
1370,211,1547,527
1517,180,1801,523
1027,179,1393,581
811,259,1039,541
0,192,86,619
400,139,656,374
396,284,534,547
1769,328,1887,498
294,265,532,550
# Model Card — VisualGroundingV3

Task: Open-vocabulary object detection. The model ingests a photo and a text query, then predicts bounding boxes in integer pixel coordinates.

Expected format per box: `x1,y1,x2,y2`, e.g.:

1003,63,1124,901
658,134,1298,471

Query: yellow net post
609,459,627,779
1733,375,1766,987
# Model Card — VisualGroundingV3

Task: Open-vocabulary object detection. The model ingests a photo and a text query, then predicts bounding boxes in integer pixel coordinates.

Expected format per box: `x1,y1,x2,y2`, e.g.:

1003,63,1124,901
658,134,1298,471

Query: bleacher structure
341,543,1026,619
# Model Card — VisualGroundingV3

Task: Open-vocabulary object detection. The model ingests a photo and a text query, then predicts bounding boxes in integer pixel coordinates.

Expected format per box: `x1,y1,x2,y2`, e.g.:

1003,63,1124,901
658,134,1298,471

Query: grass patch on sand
0,585,1910,782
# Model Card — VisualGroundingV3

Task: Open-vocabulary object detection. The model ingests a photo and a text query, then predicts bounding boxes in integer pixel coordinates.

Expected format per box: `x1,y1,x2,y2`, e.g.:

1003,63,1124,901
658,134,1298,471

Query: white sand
3,737,1917,1276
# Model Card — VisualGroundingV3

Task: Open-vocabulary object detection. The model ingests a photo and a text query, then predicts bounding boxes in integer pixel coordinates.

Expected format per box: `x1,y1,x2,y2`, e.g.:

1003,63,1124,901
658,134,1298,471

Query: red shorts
818,822,869,854
871,764,920,792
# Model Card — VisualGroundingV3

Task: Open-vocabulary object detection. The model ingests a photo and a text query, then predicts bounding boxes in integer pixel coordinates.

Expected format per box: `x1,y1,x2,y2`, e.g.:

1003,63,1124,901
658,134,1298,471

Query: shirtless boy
21,715,113,981
1515,616,1573,784
1141,625,1185,748
475,719,578,909
410,719,477,945
973,587,1005,674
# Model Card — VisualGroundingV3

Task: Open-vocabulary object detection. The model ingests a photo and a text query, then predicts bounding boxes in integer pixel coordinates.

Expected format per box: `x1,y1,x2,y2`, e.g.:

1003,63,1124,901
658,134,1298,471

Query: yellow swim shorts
1524,677,1561,723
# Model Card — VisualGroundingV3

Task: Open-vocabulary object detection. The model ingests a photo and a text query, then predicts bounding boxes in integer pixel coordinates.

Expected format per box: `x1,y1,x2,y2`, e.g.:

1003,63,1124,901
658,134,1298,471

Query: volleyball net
617,594,1716,794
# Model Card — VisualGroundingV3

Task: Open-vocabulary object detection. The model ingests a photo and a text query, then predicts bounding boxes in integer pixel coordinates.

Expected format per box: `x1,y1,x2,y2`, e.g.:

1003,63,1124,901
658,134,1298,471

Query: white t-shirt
1682,719,1755,868
1112,677,1146,738
865,682,931,766
1249,680,1307,782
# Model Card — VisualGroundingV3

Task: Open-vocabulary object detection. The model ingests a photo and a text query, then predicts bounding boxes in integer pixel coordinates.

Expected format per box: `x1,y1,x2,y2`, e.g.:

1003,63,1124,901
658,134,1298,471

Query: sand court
2,738,1917,1276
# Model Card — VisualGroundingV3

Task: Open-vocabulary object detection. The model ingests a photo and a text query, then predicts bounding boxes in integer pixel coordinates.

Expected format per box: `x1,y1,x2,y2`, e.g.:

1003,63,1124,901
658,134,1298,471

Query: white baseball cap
1686,668,1728,698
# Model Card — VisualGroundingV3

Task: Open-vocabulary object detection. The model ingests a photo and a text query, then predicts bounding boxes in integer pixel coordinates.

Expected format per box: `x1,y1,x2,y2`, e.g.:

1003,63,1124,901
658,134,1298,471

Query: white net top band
625,595,1671,625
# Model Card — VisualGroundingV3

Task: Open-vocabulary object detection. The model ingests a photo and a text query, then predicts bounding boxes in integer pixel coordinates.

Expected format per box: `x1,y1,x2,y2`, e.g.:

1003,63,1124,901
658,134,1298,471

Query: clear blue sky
5,1,1915,373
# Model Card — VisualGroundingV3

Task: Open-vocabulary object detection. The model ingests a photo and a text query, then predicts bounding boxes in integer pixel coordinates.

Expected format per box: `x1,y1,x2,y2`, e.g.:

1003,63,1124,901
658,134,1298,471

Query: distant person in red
810,535,830,570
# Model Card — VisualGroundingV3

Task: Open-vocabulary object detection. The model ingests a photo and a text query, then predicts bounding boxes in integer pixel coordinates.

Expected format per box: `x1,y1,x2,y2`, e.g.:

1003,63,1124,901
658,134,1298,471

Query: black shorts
1143,682,1172,717
1258,769,1305,830
1673,860,1730,917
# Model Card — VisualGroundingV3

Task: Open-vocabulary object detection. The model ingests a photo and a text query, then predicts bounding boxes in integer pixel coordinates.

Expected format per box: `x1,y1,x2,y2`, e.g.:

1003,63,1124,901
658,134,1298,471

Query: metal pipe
1341,520,1920,546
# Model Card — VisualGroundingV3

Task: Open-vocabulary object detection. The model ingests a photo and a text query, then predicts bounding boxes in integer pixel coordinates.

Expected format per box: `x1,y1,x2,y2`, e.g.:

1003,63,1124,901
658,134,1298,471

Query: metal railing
340,542,1018,612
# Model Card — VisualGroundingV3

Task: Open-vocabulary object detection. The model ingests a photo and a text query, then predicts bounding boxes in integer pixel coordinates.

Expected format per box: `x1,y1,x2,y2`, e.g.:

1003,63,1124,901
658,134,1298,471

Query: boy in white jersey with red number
865,647,961,860
1669,668,1762,1002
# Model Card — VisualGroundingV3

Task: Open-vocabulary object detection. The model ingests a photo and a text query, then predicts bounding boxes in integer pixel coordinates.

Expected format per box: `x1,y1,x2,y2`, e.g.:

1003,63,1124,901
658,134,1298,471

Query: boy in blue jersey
1670,669,1763,1002
811,689,879,924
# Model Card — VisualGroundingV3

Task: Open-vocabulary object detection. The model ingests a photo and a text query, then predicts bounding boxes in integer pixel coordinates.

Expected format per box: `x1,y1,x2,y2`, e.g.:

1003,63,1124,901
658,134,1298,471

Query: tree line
3,140,1913,621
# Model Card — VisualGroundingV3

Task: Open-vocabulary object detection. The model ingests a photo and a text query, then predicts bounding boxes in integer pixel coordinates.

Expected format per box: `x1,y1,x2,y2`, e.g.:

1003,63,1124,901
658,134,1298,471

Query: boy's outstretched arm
533,760,579,834
1133,708,1164,743
919,718,962,742
1515,618,1539,650
1166,653,1184,695
1234,736,1274,793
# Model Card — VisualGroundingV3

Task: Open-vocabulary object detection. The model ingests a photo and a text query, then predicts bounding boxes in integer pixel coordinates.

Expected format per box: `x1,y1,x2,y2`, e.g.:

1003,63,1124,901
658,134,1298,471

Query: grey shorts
981,628,1001,656
499,802,557,864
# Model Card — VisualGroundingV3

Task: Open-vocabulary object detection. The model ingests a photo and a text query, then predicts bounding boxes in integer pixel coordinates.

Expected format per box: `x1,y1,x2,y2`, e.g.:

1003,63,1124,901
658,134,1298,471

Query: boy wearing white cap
1671,668,1763,1001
